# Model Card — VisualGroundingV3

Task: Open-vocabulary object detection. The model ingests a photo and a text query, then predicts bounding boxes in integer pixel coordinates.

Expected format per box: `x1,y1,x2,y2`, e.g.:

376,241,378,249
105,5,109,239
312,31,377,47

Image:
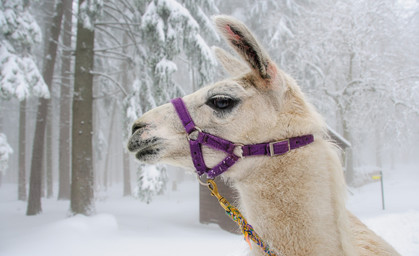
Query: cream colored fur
128,15,400,256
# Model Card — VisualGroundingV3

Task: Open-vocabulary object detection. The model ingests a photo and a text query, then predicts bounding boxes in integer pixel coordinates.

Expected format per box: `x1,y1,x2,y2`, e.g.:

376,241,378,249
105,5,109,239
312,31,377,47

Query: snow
193,34,217,65
142,2,165,42
135,165,168,204
142,0,200,44
155,58,178,77
79,0,103,30
0,133,13,174
0,1,42,46
347,164,419,255
0,41,49,101
1,165,418,256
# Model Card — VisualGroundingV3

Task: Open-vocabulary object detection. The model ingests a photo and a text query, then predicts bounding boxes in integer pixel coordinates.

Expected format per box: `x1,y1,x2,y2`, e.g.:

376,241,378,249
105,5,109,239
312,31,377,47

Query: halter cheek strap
171,97,314,179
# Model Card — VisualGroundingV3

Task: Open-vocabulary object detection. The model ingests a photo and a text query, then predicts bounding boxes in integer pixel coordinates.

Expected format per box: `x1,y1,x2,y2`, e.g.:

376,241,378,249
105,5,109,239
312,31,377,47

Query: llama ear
213,15,276,80
212,46,249,76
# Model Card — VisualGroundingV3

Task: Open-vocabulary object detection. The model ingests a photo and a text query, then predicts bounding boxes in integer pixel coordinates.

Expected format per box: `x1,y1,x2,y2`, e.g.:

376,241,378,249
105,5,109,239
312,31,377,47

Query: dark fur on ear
213,15,272,79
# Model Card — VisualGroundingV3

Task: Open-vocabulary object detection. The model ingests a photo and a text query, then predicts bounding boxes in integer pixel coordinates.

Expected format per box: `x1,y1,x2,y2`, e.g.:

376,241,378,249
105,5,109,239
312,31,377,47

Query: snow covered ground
0,164,418,256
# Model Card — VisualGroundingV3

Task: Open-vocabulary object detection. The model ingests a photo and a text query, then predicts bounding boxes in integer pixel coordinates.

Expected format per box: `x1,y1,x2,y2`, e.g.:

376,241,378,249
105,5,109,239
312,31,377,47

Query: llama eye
213,98,232,109
206,96,238,111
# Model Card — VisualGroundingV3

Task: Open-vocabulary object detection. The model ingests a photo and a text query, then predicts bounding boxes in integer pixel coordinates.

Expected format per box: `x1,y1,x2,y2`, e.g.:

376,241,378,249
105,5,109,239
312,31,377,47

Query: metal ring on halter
233,143,244,159
187,126,202,141
196,173,210,186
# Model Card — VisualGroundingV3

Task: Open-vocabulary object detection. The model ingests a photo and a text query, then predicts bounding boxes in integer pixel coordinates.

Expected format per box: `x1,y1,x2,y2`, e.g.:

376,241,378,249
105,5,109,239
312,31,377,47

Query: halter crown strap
171,97,314,179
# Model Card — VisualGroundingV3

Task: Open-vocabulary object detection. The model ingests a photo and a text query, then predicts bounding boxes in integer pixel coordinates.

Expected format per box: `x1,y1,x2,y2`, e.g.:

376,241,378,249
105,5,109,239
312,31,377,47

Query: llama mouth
128,135,165,162
135,146,162,162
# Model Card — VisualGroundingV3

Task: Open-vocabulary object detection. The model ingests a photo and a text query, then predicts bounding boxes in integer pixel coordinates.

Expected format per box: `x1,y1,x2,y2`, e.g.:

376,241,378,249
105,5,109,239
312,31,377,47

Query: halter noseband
171,97,314,179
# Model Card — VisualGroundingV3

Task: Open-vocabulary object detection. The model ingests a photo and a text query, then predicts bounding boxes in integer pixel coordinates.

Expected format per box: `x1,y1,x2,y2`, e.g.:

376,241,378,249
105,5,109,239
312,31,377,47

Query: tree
57,0,74,200
214,0,418,184
27,0,64,215
87,0,217,201
0,133,13,185
123,0,217,202
135,164,167,204
122,150,131,196
292,0,418,183
0,0,49,199
70,0,101,215
0,1,49,101
18,100,26,200
272,0,419,183
120,34,131,196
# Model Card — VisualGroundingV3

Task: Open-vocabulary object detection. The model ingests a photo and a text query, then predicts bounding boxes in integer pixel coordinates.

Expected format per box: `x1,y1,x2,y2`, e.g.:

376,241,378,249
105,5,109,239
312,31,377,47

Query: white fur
128,15,400,256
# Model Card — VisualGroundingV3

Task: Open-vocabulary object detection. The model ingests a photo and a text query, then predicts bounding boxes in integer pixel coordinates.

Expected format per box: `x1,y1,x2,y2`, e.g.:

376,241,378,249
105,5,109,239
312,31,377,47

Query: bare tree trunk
375,127,382,169
103,101,117,191
27,100,48,215
42,139,46,198
70,0,95,215
27,0,64,215
46,114,53,198
343,52,355,186
18,100,27,201
343,119,355,185
122,150,131,196
121,34,131,196
58,0,73,200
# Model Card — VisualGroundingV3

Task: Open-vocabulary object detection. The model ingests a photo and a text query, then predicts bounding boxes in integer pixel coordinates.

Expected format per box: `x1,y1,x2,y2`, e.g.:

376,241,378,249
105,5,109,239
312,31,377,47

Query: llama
127,15,400,256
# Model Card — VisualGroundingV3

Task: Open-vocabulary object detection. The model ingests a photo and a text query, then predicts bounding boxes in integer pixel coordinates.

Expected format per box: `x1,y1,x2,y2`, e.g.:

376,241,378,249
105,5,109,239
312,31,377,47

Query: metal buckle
187,126,202,141
233,143,244,159
269,139,290,156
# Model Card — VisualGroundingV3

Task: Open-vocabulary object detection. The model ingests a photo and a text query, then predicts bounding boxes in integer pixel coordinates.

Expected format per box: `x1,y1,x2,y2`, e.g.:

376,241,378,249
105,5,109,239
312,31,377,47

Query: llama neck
230,140,355,256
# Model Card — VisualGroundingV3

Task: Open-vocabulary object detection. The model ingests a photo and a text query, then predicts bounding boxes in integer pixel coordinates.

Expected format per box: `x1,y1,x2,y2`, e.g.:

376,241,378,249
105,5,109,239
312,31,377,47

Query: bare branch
94,42,139,52
90,71,128,97
95,25,123,46
95,53,129,61
93,89,122,100
95,22,141,26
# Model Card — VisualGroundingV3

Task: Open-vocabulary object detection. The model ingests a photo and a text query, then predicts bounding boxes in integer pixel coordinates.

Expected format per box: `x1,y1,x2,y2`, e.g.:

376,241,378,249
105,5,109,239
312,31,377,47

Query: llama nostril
131,122,147,135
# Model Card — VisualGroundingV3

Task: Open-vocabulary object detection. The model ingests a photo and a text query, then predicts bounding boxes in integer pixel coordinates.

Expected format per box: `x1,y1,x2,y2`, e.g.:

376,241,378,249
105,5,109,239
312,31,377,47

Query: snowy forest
0,0,418,255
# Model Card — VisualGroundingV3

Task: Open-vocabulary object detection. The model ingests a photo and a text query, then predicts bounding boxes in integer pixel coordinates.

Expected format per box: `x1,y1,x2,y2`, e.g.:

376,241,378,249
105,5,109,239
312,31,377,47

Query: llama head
128,15,323,178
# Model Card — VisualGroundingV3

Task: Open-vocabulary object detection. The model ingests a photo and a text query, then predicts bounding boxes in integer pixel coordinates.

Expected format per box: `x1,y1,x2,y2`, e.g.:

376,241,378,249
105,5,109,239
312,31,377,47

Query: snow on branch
155,58,177,78
0,1,48,101
79,0,104,30
0,1,42,50
0,42,49,101
0,133,13,175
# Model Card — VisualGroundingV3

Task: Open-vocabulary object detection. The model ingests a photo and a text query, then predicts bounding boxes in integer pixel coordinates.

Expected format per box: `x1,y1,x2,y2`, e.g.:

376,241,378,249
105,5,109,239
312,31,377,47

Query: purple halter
171,97,314,179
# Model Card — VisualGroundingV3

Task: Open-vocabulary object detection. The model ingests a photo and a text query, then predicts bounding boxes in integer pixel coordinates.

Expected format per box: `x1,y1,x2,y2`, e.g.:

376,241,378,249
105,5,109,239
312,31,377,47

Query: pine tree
0,0,49,101
0,133,13,180
123,0,217,203
135,164,168,204
0,0,49,199
85,0,218,202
